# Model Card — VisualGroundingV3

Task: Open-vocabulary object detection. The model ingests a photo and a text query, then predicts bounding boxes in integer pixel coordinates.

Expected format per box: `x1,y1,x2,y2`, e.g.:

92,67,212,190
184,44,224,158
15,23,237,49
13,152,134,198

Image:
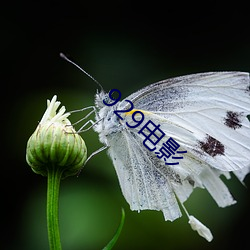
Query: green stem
47,165,63,250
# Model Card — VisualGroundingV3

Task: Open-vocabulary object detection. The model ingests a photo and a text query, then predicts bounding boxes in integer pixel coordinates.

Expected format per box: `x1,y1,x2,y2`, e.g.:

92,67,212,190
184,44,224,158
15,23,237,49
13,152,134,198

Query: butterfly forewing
122,72,250,172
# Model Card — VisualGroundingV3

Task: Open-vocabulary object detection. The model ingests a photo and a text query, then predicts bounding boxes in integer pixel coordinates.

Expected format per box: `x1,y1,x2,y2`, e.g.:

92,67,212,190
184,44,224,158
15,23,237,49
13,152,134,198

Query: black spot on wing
224,111,243,130
199,135,225,157
247,114,250,122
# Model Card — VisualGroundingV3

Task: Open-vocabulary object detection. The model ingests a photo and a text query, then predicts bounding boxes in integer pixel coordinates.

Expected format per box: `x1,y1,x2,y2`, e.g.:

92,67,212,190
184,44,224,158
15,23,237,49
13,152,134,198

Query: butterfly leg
70,105,96,114
77,145,108,176
85,145,108,165
70,106,96,126
77,118,104,133
68,106,101,132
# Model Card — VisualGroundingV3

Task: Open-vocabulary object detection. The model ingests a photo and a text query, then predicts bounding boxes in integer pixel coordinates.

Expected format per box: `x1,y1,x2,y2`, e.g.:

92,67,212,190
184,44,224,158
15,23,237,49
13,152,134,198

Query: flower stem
47,165,63,250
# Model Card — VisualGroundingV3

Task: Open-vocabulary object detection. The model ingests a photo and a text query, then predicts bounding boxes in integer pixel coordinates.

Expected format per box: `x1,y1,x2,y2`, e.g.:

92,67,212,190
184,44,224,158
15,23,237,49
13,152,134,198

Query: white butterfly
59,61,249,241
85,71,250,241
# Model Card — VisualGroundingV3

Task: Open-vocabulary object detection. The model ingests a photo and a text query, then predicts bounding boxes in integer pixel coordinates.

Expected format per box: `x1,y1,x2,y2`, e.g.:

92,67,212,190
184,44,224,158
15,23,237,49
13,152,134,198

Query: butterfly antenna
60,53,104,91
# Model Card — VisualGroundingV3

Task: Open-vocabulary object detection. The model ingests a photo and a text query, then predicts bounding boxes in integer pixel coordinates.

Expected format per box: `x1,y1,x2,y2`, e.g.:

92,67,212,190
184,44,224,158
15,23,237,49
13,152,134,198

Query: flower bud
26,95,87,178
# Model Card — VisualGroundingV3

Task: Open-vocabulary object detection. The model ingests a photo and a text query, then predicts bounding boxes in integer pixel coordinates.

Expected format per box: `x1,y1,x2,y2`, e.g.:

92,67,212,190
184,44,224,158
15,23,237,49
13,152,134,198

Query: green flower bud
26,95,87,178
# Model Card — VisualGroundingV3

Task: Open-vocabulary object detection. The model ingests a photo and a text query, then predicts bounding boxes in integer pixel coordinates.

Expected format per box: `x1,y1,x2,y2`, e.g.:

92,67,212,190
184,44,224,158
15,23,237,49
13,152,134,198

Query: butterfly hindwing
107,128,183,221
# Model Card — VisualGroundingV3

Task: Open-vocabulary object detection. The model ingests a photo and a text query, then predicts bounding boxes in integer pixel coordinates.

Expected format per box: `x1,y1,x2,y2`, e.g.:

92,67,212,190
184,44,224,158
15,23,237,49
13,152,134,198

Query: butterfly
60,52,250,241
87,71,250,241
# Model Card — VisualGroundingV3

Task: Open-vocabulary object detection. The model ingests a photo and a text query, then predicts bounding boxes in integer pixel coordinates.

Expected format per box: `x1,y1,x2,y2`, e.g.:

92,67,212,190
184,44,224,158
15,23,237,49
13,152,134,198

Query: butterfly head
95,90,108,109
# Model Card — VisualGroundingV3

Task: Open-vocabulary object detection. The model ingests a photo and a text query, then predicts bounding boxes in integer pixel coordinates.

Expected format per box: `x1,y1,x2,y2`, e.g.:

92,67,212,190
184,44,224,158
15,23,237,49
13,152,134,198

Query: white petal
39,95,71,126
188,215,213,242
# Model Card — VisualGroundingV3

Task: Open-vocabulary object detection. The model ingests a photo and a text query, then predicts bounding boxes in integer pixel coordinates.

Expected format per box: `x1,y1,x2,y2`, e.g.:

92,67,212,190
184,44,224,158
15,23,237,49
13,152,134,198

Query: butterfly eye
103,89,122,106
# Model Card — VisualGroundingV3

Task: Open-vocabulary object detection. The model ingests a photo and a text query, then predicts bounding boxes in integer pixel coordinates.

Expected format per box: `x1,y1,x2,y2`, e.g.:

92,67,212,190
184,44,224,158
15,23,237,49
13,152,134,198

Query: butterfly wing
106,112,236,221
124,72,250,173
106,126,182,221
98,72,249,222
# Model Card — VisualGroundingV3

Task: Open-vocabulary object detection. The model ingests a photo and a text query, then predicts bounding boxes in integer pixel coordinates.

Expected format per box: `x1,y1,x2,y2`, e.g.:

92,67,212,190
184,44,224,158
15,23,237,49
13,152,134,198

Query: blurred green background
2,2,250,250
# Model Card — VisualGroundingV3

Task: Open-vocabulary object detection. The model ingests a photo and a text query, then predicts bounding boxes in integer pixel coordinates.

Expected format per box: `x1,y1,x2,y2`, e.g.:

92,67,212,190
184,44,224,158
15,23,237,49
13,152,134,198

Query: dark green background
2,2,250,250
